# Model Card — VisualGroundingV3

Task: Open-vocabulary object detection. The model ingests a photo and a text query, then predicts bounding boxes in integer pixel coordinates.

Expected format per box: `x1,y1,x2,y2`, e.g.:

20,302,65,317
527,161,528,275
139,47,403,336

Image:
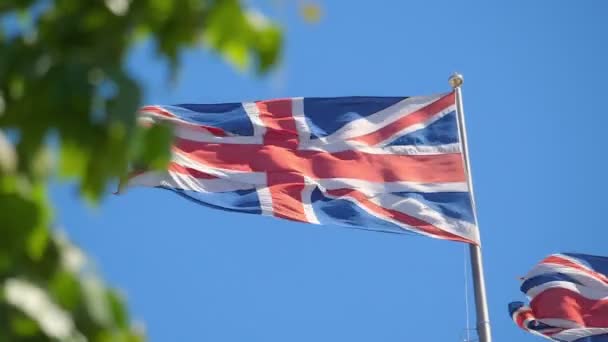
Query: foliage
0,0,282,340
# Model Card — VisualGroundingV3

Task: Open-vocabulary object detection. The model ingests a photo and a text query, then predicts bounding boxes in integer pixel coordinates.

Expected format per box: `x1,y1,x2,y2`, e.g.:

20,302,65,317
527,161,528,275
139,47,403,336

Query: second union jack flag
509,253,608,341
128,92,479,244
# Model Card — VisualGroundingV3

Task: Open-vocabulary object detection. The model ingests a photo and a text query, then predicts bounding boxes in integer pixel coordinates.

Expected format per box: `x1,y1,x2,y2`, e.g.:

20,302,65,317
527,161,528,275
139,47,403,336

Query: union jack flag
510,253,608,341
127,92,479,244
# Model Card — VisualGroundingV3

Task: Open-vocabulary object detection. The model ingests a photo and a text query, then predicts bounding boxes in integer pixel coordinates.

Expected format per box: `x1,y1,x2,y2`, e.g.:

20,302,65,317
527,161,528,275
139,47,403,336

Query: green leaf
133,124,172,171
4,278,76,340
59,140,89,178
49,270,81,311
221,41,249,71
9,76,24,100
26,225,49,262
0,0,284,339
203,1,283,74
82,276,112,327
105,71,140,126
252,24,282,74
0,193,42,252
96,329,144,342
106,290,128,329
10,313,40,337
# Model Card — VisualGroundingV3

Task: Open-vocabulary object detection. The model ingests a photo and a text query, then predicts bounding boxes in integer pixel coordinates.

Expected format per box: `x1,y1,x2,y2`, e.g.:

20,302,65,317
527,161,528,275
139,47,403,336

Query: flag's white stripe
174,149,277,215
524,264,608,287
525,264,593,280
127,172,166,188
139,112,223,136
167,172,254,193
316,178,468,195
321,190,477,242
156,113,461,155
312,94,444,143
375,104,457,147
174,123,461,155
142,105,263,144
291,97,311,148
546,254,603,276
172,150,266,185
256,186,274,216
137,116,157,126
243,102,266,138
149,100,461,154
511,306,527,324
524,265,608,290
538,318,584,330
552,328,608,342
372,143,460,155
540,328,566,334
301,178,320,224
528,329,560,341
174,126,263,144
511,306,556,341
300,139,461,154
139,108,189,125
525,281,608,301
367,192,479,243
128,171,256,193
322,191,462,240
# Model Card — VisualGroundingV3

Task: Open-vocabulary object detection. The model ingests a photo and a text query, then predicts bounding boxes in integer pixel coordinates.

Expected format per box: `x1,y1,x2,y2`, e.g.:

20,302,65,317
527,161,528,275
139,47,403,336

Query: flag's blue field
52,1,608,341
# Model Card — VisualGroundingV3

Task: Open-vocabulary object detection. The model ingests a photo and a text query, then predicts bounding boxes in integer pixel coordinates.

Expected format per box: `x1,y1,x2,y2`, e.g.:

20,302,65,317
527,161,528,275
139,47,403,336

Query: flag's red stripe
542,255,608,284
267,173,308,222
168,162,217,179
175,142,466,183
350,92,456,146
297,150,465,183
326,188,474,244
257,99,299,147
514,309,534,328
531,287,608,327
139,106,227,137
140,106,175,118
513,309,566,336
172,144,259,172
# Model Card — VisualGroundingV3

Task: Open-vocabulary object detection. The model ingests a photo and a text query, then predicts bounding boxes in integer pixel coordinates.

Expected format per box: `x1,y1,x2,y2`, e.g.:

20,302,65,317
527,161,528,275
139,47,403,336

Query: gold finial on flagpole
449,73,464,89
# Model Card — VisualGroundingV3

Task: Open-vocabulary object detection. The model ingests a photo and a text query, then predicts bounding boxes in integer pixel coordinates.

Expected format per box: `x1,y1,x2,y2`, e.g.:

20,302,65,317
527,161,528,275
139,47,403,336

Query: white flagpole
449,73,492,342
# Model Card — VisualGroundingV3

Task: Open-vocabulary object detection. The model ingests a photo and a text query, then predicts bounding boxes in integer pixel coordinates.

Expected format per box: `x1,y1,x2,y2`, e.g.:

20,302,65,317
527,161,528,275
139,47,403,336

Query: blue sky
51,1,608,341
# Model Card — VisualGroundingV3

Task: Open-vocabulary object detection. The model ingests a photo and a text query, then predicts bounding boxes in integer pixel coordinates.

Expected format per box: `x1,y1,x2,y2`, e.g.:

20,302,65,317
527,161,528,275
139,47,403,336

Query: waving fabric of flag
509,253,608,341
126,92,479,244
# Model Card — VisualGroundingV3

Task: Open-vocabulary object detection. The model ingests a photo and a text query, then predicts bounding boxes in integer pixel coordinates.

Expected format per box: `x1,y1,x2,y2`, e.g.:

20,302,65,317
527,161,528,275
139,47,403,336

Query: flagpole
449,73,492,342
